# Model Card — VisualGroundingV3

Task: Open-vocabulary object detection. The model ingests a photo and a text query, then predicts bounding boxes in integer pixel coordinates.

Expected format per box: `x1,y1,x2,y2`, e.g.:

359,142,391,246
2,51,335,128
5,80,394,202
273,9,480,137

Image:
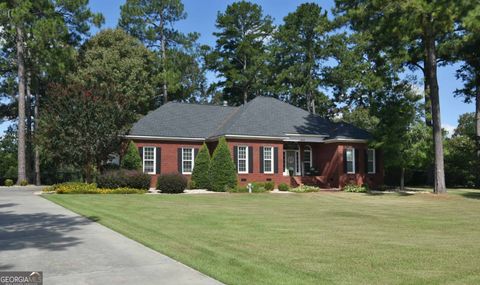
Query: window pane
347,161,353,173
264,147,272,159
238,160,246,172
144,160,154,173
238,147,246,159
264,160,272,172
368,161,374,173
183,161,192,173
346,149,353,161
183,148,192,160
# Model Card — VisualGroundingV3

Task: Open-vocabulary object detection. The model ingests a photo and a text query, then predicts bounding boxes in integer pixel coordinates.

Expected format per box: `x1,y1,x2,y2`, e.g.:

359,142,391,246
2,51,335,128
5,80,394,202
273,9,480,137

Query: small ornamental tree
121,141,142,171
209,137,237,192
191,143,211,189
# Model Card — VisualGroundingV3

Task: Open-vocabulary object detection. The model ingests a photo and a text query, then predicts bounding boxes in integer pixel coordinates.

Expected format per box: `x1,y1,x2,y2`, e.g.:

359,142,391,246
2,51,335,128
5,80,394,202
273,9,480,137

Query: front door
284,150,300,175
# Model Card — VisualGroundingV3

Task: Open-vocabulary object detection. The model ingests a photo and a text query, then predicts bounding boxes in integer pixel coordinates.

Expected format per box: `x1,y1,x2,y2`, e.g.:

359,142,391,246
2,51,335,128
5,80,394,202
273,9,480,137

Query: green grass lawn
44,189,480,285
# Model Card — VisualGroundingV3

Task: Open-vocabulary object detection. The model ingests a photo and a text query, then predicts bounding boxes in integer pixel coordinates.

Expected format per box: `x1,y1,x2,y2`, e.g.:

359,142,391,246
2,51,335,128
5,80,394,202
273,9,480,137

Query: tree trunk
160,18,168,103
423,68,433,126
15,26,27,185
243,55,248,104
475,85,480,187
400,167,405,191
34,91,41,186
424,19,446,194
26,73,33,183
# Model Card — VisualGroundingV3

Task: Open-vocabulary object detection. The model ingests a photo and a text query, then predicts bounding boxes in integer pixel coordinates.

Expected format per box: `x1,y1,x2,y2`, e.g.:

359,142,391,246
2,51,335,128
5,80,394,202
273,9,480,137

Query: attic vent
223,101,228,107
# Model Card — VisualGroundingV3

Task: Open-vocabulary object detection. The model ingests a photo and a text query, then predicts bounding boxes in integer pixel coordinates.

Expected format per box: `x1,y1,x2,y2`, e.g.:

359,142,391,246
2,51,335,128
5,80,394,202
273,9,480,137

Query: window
303,145,312,173
237,146,248,173
367,149,376,174
346,148,355,174
143,147,156,174
263,146,274,174
182,148,195,174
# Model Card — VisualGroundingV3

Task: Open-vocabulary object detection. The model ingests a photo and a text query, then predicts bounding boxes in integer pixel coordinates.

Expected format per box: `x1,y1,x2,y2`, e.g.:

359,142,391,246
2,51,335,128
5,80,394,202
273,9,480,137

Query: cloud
442,123,456,137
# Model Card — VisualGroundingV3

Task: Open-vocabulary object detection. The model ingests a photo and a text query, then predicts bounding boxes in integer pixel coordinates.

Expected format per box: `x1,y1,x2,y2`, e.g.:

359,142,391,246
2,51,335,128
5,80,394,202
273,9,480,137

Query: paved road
0,187,223,285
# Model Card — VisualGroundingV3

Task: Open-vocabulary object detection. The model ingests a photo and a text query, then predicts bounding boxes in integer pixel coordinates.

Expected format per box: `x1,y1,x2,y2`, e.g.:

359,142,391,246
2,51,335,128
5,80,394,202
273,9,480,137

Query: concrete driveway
0,187,223,285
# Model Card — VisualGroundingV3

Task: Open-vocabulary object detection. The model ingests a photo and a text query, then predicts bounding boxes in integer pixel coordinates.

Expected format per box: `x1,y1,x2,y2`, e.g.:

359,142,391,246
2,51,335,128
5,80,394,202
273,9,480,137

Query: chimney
223,101,228,107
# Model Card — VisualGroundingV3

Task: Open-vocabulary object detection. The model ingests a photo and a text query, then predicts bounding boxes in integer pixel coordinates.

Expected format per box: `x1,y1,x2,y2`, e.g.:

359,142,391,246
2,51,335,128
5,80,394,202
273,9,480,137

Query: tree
39,30,157,182
336,107,380,134
0,126,18,183
333,0,475,193
209,137,237,192
272,3,331,114
119,0,192,103
210,1,274,105
191,143,211,189
121,141,142,170
0,0,103,184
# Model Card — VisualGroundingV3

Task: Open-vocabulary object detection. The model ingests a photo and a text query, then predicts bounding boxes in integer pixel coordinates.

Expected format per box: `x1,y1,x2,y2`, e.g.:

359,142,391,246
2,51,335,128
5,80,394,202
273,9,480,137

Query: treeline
0,0,478,191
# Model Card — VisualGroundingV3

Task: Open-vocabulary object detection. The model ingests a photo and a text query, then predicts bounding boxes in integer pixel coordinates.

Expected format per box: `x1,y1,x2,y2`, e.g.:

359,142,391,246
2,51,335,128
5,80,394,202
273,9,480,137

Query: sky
0,0,473,135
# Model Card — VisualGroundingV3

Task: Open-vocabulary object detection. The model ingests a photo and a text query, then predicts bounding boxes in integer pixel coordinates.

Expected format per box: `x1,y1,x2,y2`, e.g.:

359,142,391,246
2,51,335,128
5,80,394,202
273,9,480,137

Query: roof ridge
168,101,237,108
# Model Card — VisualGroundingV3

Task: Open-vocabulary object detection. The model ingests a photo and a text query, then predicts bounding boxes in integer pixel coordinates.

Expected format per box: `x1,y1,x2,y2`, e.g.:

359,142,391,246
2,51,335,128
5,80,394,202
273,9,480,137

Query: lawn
44,189,480,285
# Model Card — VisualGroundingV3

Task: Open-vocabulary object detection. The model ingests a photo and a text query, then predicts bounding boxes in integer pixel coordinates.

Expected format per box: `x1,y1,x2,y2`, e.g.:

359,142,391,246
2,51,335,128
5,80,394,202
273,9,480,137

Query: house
126,96,383,189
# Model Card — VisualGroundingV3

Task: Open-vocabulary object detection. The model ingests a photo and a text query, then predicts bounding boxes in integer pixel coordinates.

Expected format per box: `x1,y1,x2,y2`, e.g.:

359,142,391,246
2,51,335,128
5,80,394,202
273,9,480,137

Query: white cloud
442,123,456,138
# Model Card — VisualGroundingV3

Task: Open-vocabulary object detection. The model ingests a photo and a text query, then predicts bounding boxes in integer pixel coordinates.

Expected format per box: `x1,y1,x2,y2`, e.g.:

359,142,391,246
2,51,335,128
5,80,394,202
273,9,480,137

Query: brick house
126,96,383,189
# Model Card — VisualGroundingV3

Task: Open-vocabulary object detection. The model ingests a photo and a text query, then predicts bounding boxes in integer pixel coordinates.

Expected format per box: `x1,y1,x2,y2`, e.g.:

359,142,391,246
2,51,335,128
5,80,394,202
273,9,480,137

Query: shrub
97,170,150,190
343,183,367,193
4,179,14,186
20,180,28,186
251,182,267,193
191,143,211,189
227,186,248,193
187,180,196,189
43,182,146,194
209,137,237,192
290,185,321,193
157,173,187,194
278,183,290,192
121,141,142,170
264,181,275,191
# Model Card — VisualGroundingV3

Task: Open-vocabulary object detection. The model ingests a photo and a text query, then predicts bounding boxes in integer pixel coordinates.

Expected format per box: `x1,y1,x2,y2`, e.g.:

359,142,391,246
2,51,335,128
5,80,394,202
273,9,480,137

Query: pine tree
191,143,211,189
209,137,237,192
121,141,142,171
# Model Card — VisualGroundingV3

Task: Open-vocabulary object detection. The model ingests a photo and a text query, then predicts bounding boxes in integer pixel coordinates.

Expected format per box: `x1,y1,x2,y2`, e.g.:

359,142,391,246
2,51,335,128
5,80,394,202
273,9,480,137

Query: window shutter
355,148,359,173
138,147,143,160
376,149,381,174
343,148,347,173
259,147,264,173
233,146,238,170
177,148,182,174
194,148,199,159
274,147,279,173
248,146,253,173
365,149,369,174
156,147,161,174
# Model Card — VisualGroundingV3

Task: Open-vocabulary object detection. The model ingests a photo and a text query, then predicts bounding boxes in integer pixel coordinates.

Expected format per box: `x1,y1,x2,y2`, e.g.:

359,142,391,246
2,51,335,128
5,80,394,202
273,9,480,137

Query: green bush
264,181,275,191
157,173,187,194
227,186,248,193
4,179,13,186
278,183,290,191
43,182,146,194
96,170,150,190
343,183,367,193
191,143,211,189
121,141,142,170
20,180,28,186
290,185,321,193
251,182,267,193
209,137,237,192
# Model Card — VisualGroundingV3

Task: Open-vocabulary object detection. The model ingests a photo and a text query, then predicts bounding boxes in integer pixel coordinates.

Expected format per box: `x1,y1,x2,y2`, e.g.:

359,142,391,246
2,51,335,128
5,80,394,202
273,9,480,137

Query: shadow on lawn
365,191,414,197
459,191,480,200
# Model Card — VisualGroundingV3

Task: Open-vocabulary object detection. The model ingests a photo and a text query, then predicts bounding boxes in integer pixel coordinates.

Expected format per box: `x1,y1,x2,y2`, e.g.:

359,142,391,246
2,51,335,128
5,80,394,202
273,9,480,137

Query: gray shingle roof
129,96,371,140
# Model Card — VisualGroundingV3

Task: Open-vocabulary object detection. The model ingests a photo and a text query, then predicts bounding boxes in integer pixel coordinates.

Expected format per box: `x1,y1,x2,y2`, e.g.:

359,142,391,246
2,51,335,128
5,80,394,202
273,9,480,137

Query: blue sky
0,0,472,135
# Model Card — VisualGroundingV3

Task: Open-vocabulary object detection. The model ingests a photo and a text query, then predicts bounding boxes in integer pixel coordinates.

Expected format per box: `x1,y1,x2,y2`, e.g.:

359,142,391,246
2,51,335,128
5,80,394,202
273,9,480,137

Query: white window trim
181,147,195,175
143,146,156,175
368,149,376,174
346,148,355,174
237,146,249,174
263,146,274,174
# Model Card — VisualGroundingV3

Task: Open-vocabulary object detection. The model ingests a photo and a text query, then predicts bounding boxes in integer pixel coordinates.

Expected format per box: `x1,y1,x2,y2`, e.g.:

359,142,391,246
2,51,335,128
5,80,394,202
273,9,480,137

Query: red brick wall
132,139,384,189
226,139,291,187
134,140,203,187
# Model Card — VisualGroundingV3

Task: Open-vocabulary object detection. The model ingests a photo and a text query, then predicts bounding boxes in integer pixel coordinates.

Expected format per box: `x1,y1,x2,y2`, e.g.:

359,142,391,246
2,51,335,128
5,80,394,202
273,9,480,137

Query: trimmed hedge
227,186,248,193
278,183,290,191
97,170,150,190
290,185,321,193
43,182,146,194
209,137,237,192
4,179,14,186
191,143,211,189
156,173,187,194
343,183,367,193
